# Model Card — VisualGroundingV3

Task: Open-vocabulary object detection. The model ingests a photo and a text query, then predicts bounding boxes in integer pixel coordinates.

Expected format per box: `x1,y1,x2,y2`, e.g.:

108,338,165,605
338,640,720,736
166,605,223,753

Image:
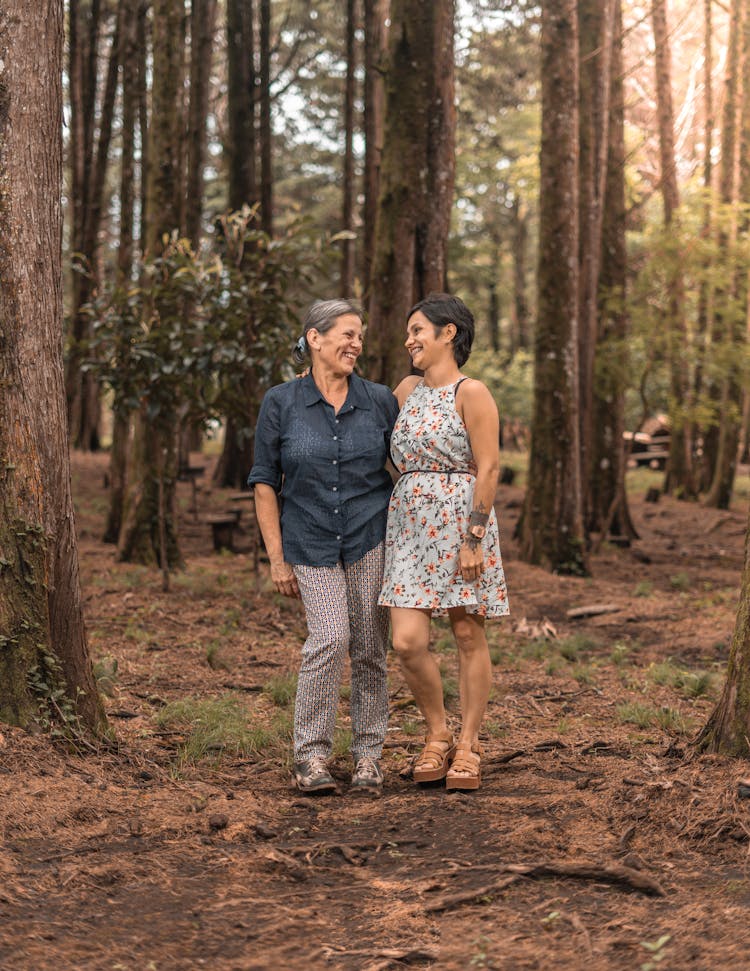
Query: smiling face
404,310,455,369
308,313,363,377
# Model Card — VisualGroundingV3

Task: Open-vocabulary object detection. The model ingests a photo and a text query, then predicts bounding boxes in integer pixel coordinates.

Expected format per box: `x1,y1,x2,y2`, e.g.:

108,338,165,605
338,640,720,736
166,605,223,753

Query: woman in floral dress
379,293,509,790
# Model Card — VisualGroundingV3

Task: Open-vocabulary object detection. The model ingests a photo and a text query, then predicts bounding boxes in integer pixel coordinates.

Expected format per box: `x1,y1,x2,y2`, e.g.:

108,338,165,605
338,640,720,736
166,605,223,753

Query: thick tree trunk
340,0,356,296
363,0,389,295
652,0,696,498
590,0,636,540
226,0,257,211
185,0,218,248
695,500,750,754
118,0,184,567
367,0,456,387
259,0,272,235
578,0,614,531
518,0,588,576
0,0,106,733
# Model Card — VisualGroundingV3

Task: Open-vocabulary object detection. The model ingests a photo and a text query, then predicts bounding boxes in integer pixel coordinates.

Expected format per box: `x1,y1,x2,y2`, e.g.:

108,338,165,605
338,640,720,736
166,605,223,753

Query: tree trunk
367,0,456,387
226,0,257,211
118,0,184,567
259,0,272,235
578,0,614,531
651,0,696,498
695,500,750,754
0,0,106,733
589,0,636,540
511,195,530,352
185,0,218,248
137,0,149,255
704,0,748,509
363,0,389,296
518,0,588,576
340,0,356,296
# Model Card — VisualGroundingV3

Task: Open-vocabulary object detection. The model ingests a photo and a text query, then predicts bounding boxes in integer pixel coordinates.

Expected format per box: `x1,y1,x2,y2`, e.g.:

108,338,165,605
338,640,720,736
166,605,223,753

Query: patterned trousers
292,543,389,762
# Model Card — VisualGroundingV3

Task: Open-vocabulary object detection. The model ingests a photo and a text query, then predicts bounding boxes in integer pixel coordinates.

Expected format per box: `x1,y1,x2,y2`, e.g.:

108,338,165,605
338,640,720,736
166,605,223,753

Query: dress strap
454,376,468,397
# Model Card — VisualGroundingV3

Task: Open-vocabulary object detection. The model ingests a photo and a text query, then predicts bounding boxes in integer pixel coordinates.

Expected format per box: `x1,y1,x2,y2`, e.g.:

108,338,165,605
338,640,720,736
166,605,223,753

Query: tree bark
340,0,356,296
363,0,389,296
651,0,696,498
259,0,273,235
226,0,257,211
118,0,184,567
367,0,456,387
185,0,218,249
518,0,588,576
696,500,750,754
0,0,106,733
511,195,530,352
590,0,636,540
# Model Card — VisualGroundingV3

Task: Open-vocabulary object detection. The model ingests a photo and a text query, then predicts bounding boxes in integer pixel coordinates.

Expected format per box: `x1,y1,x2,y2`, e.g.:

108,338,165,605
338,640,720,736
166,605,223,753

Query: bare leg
390,606,448,739
448,607,492,759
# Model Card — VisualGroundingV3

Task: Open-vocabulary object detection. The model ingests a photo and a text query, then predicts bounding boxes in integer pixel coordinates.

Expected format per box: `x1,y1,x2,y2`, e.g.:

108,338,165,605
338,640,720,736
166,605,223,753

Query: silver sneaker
293,757,337,794
351,757,383,794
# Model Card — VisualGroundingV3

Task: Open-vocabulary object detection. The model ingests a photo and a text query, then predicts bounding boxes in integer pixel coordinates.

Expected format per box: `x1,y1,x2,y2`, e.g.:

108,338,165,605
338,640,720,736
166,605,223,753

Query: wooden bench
205,513,239,553
178,464,206,520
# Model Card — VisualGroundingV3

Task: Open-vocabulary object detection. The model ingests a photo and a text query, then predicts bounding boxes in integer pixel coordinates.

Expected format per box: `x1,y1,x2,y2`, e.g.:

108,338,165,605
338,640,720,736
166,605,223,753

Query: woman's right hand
271,560,300,598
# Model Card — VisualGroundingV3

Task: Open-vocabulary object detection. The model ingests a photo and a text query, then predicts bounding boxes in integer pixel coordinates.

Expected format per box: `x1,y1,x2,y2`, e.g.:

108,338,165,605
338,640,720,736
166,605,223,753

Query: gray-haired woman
248,299,399,794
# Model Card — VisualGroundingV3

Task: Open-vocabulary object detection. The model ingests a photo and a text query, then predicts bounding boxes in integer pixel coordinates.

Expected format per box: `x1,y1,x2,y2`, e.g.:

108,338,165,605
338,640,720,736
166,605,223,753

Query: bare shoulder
394,374,422,406
458,378,497,411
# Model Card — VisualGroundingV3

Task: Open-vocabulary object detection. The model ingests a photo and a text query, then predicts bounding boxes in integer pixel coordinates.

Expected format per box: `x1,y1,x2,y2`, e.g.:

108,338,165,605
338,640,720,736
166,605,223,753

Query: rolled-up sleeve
247,390,282,492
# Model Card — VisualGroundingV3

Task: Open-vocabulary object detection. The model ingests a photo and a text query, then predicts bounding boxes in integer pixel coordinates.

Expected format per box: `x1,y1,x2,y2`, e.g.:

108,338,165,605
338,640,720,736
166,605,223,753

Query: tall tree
578,0,614,529
65,0,123,452
185,0,218,248
589,0,636,540
651,0,696,498
0,0,105,732
518,0,587,575
363,0,389,295
367,0,456,386
118,0,185,568
340,0,356,295
226,0,257,212
259,0,273,235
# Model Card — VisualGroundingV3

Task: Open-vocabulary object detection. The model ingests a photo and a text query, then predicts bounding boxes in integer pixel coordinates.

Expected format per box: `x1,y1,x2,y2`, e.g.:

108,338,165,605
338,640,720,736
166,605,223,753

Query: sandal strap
415,733,454,769
448,744,481,774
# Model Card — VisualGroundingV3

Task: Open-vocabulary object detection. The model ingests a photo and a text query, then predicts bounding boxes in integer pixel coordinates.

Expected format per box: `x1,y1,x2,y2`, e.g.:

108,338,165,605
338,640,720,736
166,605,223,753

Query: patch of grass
489,647,505,666
93,657,119,697
156,694,276,765
263,672,298,707
558,633,600,662
648,660,680,686
483,720,507,739
557,717,570,734
656,707,688,733
633,580,653,598
441,672,459,704
520,639,550,661
675,670,715,700
617,702,657,728
571,663,595,685
434,634,455,654
332,726,352,759
124,619,150,644
669,572,690,591
545,657,565,676
609,642,631,666
205,639,230,672
339,683,351,701
401,719,422,737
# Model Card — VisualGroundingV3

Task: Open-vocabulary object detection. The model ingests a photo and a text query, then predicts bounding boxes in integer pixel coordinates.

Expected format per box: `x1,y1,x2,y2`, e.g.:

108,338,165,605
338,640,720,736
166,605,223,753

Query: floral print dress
378,380,509,617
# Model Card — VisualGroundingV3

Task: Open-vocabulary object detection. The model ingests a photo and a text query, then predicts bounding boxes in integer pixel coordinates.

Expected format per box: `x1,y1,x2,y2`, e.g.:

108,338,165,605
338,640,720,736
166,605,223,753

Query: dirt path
2,453,750,970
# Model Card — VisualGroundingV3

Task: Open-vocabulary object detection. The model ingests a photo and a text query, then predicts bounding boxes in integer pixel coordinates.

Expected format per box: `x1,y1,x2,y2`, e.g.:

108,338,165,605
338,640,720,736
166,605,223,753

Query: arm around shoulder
393,374,421,407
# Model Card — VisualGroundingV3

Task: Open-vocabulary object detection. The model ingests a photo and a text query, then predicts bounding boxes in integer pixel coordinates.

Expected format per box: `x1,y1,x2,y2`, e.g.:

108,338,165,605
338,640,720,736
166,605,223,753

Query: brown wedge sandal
445,742,481,791
412,731,456,783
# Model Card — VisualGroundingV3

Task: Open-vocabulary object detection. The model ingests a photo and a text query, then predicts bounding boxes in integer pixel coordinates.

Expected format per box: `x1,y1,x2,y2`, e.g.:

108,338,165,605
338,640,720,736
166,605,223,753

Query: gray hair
292,298,363,365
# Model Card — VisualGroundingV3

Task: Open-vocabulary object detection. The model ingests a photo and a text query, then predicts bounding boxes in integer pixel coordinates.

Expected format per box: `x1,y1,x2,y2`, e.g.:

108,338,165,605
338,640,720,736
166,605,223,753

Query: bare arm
254,483,300,598
393,374,421,406
457,380,500,580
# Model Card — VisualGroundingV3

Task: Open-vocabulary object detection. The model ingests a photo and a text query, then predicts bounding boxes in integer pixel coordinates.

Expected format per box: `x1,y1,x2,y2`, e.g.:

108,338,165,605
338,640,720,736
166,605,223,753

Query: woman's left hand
459,541,485,582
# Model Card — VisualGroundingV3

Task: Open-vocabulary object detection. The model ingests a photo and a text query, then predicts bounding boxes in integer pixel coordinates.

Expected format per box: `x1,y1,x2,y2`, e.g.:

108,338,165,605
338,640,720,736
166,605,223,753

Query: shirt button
332,486,338,491
335,419,340,424
336,534,342,541
333,435,338,441
334,508,339,514
332,460,337,465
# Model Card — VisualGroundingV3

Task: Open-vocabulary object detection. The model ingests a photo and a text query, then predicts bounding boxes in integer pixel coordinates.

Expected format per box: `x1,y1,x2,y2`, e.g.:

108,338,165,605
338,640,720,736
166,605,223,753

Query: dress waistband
400,468,475,477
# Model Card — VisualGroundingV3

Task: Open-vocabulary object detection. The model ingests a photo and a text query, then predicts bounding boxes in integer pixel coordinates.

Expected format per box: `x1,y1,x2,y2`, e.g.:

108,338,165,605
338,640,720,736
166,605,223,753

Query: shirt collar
301,371,372,411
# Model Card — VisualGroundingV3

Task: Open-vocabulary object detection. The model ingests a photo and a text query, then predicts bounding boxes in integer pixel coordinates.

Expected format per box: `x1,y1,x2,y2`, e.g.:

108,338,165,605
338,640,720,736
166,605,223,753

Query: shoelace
307,756,329,776
355,757,379,778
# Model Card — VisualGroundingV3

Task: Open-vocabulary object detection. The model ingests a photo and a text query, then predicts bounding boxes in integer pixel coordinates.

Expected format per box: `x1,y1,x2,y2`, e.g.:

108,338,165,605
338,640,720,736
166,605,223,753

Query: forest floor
2,451,750,970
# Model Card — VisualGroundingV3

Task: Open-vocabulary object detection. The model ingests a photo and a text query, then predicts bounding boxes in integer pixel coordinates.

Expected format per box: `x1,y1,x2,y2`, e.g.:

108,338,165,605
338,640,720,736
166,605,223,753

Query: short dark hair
292,298,363,365
408,292,474,367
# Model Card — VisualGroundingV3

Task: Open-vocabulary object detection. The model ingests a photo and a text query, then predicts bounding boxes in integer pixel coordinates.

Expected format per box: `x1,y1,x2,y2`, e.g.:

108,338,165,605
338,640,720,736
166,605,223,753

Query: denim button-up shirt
248,372,399,567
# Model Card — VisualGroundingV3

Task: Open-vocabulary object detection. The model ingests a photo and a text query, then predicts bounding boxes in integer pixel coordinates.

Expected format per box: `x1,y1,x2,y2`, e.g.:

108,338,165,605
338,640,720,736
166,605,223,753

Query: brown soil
2,452,750,971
